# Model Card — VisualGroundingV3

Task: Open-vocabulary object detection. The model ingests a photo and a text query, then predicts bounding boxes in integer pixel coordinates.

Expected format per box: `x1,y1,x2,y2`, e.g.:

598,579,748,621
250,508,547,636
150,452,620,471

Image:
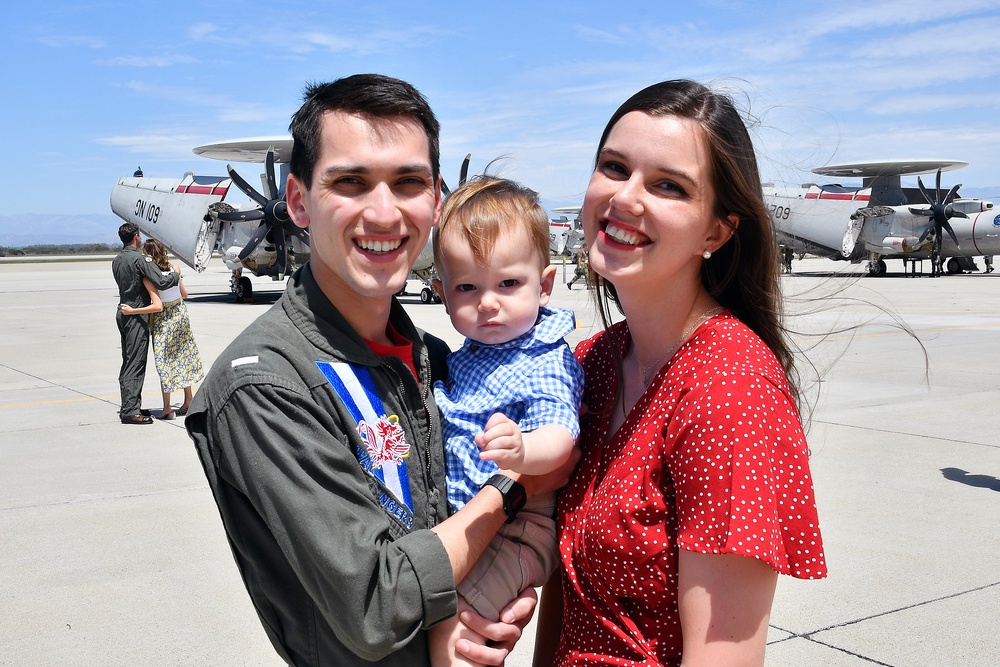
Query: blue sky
4,0,1000,217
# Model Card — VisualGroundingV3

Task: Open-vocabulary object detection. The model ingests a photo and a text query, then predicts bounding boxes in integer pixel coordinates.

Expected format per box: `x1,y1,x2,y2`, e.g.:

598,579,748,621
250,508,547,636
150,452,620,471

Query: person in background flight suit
112,222,178,424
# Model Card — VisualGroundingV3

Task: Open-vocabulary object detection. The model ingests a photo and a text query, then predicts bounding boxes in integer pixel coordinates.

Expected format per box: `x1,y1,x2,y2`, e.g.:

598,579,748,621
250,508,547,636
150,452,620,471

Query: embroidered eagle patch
357,414,410,468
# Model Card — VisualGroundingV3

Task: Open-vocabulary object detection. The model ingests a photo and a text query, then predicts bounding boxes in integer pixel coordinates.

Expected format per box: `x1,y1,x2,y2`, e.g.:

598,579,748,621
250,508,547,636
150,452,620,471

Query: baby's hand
475,413,524,470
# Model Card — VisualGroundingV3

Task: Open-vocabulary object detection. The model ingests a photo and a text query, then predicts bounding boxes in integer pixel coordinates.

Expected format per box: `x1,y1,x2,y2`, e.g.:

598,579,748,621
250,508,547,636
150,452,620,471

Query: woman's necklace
638,306,725,385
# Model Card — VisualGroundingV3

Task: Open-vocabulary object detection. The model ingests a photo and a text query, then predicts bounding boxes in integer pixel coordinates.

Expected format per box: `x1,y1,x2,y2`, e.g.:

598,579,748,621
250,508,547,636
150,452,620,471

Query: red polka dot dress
554,312,827,665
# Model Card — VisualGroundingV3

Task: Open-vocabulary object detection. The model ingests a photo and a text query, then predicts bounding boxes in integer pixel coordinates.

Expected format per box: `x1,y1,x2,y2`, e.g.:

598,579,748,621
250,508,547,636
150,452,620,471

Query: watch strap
482,473,527,523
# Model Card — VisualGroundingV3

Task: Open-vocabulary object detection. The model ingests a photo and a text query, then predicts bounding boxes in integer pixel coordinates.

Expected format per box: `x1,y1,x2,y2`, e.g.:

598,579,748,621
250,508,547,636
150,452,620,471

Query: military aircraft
766,160,998,276
110,137,462,301
549,206,585,260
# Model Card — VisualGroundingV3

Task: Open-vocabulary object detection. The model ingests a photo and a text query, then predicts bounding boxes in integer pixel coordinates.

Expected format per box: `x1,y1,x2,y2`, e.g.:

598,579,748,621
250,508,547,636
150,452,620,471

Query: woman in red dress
533,80,827,666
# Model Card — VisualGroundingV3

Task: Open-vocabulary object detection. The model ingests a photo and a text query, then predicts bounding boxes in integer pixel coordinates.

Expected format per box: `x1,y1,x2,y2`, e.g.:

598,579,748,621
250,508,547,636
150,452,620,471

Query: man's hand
475,413,525,470
454,587,538,665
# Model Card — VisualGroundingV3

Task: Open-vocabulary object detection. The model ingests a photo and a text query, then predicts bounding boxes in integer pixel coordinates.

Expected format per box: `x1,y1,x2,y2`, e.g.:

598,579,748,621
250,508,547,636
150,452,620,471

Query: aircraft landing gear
866,258,887,277
231,270,254,302
420,286,439,304
236,277,253,300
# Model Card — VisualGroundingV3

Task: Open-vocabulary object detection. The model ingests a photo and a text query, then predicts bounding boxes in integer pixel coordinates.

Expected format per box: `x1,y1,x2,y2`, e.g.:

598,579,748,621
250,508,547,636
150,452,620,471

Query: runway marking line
0,393,160,410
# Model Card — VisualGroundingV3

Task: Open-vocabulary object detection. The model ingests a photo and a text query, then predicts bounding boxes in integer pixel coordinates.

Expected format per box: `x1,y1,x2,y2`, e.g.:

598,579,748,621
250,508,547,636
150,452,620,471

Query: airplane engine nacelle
952,198,995,215
110,174,231,272
880,237,923,253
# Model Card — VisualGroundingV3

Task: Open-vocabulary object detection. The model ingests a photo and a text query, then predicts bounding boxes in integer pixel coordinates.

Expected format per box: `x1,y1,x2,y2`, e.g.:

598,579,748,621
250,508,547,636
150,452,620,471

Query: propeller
441,153,472,196
215,147,309,277
908,169,966,250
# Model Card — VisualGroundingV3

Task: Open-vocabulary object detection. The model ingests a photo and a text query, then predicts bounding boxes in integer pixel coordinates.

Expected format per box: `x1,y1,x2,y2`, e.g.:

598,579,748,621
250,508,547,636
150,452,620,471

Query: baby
429,176,584,665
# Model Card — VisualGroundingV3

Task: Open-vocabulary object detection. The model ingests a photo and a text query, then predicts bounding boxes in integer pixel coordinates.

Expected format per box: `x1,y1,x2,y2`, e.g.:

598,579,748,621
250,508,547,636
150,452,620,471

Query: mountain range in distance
4,186,998,248
0,213,124,248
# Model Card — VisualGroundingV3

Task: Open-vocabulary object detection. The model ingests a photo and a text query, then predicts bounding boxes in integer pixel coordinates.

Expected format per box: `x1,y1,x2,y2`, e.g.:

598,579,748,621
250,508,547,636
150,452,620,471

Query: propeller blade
918,223,934,243
935,169,942,202
459,153,471,186
942,221,961,248
216,208,265,222
441,179,451,196
237,221,270,261
227,164,269,208
943,183,962,206
285,222,310,244
945,205,969,219
916,175,934,207
908,207,933,217
264,148,278,201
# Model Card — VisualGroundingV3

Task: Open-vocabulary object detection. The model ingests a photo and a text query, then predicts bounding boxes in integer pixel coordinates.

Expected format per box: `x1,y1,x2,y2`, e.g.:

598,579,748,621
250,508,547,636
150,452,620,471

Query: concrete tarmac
1,256,998,666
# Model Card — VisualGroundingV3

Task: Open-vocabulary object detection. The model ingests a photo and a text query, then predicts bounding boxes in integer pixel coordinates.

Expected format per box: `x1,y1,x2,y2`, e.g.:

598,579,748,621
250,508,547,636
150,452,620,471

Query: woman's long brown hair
588,79,800,408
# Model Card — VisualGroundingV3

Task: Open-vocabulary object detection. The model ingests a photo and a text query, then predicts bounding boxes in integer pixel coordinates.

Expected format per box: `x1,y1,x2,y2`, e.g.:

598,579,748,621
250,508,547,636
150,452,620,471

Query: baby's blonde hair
433,175,551,271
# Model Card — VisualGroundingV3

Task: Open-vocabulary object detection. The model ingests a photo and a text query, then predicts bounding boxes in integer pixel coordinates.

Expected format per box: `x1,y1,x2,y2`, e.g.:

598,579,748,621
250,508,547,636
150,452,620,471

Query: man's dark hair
288,73,441,189
118,222,139,246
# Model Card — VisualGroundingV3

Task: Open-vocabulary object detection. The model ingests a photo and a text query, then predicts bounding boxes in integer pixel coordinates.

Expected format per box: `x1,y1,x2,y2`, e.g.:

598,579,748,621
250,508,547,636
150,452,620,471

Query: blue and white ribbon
316,361,414,528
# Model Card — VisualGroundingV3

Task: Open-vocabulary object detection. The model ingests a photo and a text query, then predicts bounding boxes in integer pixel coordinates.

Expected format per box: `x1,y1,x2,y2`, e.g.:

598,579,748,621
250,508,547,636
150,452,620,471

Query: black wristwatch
482,474,527,524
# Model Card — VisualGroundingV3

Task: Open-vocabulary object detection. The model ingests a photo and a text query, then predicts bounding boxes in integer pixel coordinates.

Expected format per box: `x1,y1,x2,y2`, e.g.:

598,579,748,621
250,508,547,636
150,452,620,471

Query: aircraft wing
110,174,232,271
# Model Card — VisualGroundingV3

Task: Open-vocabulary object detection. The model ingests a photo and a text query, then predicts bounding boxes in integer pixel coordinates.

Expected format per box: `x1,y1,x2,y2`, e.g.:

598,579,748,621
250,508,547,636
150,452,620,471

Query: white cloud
121,80,291,126
95,134,201,157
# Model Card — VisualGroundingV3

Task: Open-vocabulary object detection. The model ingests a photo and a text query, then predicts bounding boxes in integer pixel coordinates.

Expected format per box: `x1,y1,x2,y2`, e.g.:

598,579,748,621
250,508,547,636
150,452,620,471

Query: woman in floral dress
121,239,204,420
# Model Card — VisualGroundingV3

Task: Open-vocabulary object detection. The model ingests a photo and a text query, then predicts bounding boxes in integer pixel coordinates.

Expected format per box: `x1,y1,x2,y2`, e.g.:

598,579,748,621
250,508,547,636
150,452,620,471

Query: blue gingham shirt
434,306,584,511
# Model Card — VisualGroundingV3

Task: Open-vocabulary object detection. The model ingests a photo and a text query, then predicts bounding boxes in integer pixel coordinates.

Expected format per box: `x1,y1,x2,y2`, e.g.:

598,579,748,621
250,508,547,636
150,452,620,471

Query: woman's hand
119,304,136,315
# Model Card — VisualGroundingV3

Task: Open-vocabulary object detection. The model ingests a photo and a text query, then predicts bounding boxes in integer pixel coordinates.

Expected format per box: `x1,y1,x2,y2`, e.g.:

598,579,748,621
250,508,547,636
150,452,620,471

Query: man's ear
538,264,557,306
432,278,448,313
286,175,310,230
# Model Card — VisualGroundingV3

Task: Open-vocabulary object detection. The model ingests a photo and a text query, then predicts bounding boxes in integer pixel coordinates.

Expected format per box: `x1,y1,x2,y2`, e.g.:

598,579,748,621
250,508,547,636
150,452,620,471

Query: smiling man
185,75,553,666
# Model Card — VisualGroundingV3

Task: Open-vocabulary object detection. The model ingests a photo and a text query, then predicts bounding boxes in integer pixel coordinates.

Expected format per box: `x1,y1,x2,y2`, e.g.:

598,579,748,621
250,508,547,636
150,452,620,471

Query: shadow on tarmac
940,467,1000,492
186,291,285,305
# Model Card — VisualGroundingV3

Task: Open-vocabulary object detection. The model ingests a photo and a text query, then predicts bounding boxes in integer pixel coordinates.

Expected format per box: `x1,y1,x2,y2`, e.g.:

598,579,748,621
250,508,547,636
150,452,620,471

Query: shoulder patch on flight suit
144,256,153,262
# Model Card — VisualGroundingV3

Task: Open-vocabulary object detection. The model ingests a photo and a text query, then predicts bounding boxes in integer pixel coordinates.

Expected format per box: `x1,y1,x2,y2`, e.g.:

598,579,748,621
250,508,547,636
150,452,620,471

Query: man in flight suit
185,74,573,666
112,222,179,424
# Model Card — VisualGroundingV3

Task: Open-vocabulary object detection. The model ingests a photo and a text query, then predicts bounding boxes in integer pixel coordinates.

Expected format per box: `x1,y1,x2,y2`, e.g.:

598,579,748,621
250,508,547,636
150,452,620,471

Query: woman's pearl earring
703,250,712,259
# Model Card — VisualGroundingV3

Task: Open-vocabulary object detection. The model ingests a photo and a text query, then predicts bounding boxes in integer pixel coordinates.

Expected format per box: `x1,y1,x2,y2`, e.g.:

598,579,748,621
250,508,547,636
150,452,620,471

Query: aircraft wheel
867,259,887,277
946,258,962,274
235,276,253,300
420,287,433,304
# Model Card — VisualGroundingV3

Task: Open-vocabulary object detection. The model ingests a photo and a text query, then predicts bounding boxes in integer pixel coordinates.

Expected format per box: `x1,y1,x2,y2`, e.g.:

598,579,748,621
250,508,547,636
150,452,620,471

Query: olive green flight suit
112,244,179,417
